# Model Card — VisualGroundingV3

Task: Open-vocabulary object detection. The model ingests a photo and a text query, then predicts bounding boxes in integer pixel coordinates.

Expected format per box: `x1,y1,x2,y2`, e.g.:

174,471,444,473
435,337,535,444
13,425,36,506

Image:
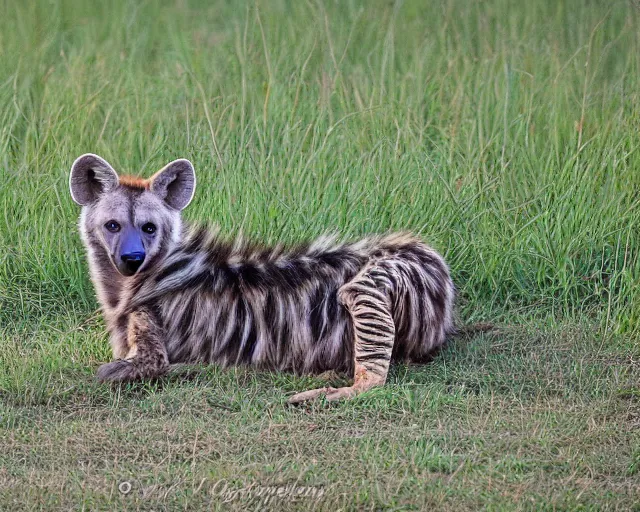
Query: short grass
0,0,639,509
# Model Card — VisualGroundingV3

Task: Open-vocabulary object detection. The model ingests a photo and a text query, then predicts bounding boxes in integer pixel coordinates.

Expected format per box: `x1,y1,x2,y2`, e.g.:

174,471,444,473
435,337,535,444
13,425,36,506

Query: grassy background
0,0,638,509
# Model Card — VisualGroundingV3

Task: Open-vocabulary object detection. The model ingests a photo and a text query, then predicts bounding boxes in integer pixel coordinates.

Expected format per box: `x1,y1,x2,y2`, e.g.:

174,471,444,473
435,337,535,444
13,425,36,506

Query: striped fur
70,154,456,402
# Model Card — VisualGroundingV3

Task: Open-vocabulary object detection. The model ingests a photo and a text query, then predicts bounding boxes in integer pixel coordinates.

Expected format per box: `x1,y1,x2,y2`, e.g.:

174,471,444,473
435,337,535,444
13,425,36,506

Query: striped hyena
69,153,455,403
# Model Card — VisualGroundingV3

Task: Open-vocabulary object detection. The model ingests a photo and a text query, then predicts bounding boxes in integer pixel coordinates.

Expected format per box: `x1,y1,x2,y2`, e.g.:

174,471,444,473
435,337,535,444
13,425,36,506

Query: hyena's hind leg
97,307,169,382
288,264,395,404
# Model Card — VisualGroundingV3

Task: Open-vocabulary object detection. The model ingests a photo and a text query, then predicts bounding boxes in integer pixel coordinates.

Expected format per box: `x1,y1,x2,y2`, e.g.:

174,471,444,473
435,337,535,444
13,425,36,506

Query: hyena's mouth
115,252,146,276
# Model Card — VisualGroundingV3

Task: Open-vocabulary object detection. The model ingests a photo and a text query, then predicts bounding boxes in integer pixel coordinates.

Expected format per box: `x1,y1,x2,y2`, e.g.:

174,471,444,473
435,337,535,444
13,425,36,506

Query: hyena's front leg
97,307,169,382
289,265,395,403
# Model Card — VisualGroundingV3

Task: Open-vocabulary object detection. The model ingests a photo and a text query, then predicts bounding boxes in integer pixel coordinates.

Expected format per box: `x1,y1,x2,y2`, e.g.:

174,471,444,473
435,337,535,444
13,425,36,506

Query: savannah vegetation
0,0,639,509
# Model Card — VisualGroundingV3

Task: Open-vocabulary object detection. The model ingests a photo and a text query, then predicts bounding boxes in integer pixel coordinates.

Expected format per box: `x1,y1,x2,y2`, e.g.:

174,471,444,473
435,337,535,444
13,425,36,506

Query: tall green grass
1,0,639,332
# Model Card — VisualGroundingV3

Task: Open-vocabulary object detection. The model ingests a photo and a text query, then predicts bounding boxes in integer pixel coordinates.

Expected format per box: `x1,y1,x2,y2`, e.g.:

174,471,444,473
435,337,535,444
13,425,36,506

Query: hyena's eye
104,221,121,233
142,223,157,235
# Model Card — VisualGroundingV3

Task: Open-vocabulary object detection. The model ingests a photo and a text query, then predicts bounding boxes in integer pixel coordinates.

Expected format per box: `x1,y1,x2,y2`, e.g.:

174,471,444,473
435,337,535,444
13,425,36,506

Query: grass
0,0,639,509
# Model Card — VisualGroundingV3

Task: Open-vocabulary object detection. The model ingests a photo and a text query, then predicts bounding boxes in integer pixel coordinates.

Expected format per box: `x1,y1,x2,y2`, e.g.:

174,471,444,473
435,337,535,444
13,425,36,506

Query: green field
1,0,639,509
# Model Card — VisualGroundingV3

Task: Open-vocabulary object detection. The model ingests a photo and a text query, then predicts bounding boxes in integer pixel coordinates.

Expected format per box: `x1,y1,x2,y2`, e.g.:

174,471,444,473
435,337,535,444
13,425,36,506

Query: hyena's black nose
121,252,145,274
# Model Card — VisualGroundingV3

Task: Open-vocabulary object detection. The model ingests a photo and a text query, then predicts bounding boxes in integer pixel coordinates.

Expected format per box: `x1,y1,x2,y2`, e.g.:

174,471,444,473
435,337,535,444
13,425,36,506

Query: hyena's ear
69,154,119,205
149,159,196,210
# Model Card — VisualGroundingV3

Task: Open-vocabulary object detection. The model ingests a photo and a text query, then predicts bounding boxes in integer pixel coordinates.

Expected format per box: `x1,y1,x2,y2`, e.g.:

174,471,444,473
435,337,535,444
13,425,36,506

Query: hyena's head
69,153,195,277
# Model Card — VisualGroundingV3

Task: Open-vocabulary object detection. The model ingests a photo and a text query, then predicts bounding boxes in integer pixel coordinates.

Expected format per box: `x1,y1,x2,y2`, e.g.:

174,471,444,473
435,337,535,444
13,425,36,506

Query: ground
1,0,639,510
1,319,638,509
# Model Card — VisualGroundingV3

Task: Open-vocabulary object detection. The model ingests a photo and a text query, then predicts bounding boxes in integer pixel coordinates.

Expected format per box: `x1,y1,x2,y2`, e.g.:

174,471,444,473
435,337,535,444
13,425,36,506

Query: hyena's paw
287,387,331,404
324,386,358,402
96,360,140,382
287,386,358,404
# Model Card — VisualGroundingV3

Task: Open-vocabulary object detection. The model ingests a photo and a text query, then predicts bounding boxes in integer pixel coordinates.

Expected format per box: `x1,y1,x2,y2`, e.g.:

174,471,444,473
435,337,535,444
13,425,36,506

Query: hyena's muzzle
118,226,146,276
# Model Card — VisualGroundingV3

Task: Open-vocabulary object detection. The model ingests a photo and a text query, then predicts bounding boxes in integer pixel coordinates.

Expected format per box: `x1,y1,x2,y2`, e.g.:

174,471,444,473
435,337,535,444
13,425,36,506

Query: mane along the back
121,225,454,374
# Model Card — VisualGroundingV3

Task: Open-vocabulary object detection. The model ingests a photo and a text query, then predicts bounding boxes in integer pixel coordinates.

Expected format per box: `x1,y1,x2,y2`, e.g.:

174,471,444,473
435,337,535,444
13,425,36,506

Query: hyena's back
123,226,455,375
